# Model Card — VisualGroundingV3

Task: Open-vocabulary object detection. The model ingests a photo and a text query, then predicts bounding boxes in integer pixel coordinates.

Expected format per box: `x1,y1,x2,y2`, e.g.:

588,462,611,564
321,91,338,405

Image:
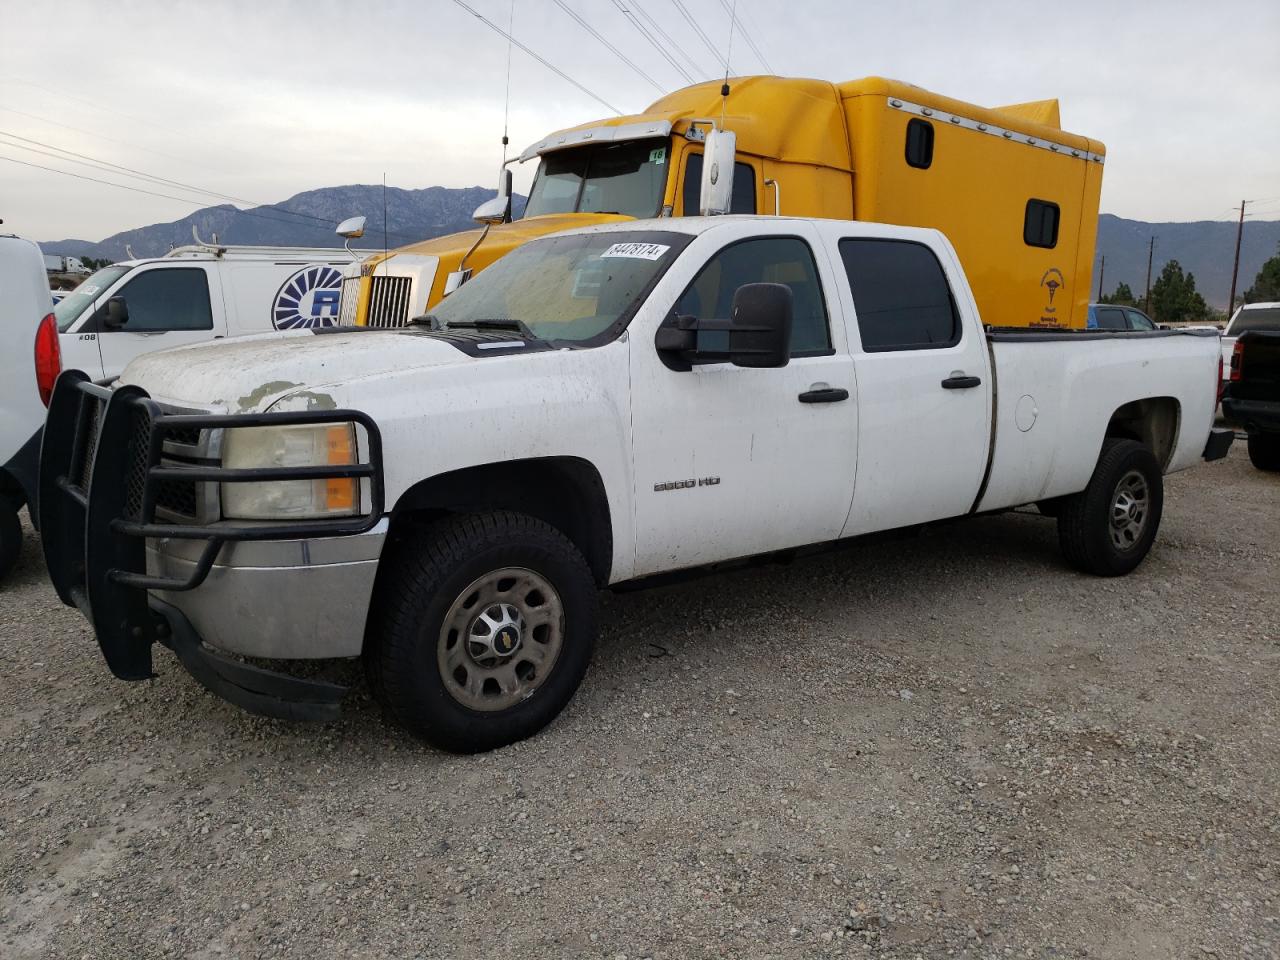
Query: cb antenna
502,0,515,164
720,0,738,128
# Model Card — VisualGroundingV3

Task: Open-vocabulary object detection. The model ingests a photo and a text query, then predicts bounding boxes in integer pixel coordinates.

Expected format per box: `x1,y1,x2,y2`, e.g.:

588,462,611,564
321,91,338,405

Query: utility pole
1144,236,1156,313
1097,256,1105,300
1227,199,1248,318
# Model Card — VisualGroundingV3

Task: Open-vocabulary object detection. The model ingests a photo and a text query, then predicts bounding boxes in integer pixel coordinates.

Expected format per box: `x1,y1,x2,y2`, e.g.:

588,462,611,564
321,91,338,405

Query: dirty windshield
524,138,671,219
428,230,690,345
54,265,132,331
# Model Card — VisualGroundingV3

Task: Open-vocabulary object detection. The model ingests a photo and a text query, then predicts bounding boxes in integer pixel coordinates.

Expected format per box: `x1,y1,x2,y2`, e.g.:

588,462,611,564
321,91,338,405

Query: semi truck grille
338,277,361,327
366,275,412,328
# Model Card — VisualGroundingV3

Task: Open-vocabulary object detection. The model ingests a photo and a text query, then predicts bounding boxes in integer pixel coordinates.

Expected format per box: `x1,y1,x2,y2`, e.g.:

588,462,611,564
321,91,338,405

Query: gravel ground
1,446,1277,959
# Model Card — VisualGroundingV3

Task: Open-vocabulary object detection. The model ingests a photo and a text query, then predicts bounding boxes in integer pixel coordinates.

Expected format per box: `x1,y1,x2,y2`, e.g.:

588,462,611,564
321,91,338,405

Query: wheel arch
1104,396,1181,471
387,457,613,586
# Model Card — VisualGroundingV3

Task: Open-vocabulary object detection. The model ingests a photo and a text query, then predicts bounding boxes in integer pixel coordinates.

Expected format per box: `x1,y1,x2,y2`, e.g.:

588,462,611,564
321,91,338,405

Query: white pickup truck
41,216,1233,752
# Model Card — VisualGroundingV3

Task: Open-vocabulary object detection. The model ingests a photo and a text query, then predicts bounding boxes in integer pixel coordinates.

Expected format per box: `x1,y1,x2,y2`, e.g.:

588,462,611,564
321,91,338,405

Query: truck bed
977,326,1221,512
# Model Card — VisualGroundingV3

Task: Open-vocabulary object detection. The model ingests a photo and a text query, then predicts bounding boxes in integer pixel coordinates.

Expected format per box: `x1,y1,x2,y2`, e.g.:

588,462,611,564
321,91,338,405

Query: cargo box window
1024,199,1060,248
839,239,960,352
905,118,934,169
681,153,757,215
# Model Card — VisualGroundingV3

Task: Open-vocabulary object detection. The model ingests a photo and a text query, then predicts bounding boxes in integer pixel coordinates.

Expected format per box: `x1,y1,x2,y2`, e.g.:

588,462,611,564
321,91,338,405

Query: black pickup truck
1223,331,1280,471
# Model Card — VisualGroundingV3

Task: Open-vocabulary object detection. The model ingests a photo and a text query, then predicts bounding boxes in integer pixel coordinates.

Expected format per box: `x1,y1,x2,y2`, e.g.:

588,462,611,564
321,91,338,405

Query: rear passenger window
1093,306,1127,331
674,236,830,357
839,239,960,352
905,118,934,169
681,153,757,215
1024,199,1060,249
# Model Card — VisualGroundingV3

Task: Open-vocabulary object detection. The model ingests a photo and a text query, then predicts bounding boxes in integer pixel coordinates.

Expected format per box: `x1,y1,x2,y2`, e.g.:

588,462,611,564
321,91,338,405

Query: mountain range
41,186,1280,310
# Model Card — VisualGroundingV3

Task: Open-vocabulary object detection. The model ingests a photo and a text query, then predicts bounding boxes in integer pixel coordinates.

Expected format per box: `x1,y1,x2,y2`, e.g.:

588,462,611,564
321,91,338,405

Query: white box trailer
52,240,354,382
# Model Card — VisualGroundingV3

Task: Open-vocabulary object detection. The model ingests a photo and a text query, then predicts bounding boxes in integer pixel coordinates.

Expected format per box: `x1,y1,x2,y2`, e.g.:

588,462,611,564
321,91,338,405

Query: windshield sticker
649,147,667,165
80,285,100,297
600,242,671,261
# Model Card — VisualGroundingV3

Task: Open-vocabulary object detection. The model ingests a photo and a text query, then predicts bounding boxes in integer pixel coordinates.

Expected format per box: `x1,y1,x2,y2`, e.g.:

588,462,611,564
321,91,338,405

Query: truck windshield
429,230,690,345
1228,306,1280,335
54,264,132,331
524,138,670,219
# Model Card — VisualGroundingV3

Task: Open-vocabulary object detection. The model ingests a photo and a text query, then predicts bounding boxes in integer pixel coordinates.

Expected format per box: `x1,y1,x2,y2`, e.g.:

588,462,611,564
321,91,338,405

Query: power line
670,0,728,70
449,0,622,115
611,0,698,87
632,0,708,81
717,0,773,72
0,152,420,243
0,105,203,168
552,0,665,94
0,130,332,226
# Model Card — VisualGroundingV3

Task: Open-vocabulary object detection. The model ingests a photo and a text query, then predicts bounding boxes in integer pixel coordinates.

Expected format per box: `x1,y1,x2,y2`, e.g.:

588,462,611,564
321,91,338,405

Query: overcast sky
1,0,1277,241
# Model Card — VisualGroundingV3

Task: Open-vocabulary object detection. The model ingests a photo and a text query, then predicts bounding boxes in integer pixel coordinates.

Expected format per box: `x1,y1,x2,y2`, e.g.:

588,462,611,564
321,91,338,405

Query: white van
53,240,354,381
1,234,55,579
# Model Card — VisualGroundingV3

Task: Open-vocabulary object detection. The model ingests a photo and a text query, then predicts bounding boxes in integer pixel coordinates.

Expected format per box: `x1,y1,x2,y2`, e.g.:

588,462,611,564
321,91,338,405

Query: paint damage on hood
117,330,475,412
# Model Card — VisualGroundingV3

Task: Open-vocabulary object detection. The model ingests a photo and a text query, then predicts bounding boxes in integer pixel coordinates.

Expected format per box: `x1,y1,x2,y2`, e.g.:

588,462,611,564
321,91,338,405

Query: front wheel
368,511,597,753
1057,438,1164,577
1247,433,1280,471
0,501,22,583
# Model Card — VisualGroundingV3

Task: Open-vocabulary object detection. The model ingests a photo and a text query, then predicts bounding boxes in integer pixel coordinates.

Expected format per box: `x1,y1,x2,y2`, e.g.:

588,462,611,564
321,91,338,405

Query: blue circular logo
272,265,344,330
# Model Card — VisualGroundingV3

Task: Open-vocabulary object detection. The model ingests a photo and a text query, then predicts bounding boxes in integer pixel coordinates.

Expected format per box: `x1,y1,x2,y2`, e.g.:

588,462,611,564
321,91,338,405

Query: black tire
1057,438,1163,577
0,502,21,583
1247,433,1280,472
367,511,597,753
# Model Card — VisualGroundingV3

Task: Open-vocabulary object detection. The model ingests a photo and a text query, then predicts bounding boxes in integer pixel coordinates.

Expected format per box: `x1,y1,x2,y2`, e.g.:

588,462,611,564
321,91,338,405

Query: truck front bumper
39,372,385,721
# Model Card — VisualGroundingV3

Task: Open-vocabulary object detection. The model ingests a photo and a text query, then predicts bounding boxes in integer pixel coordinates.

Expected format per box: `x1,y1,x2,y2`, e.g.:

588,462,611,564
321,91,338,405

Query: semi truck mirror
335,216,366,239
103,296,129,329
473,168,513,225
728,283,792,368
699,129,737,216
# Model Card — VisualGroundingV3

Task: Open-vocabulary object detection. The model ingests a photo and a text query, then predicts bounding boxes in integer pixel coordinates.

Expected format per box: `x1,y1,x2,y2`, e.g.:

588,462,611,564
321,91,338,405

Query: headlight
221,423,359,520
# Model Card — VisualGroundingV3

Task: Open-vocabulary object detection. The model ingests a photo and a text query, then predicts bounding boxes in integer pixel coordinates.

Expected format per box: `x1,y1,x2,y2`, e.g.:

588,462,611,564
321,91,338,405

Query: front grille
74,395,105,492
338,276,361,327
71,389,215,524
124,407,153,520
366,275,412,328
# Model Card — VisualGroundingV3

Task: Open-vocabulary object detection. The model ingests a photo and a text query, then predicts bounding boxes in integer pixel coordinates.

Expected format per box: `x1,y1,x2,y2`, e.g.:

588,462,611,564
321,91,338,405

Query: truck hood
118,329,472,412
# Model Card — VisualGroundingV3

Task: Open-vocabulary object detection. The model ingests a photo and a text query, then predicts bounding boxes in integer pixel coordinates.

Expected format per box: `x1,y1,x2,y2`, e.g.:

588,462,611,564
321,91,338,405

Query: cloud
1,0,1276,240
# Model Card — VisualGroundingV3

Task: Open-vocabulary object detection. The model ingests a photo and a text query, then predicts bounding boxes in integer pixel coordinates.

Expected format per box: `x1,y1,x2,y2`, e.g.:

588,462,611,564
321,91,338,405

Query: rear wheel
1057,438,1163,576
1247,433,1280,471
368,511,597,753
0,501,21,583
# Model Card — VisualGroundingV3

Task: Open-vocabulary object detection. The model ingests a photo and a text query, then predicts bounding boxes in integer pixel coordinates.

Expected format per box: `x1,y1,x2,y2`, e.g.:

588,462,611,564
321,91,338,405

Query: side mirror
103,296,129,329
698,128,737,216
473,168,513,225
728,282,792,368
655,282,792,370
335,216,366,239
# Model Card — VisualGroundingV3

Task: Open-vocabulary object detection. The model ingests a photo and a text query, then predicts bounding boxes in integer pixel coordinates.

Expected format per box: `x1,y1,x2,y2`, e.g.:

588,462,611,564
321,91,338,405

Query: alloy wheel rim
1109,469,1150,551
437,567,564,711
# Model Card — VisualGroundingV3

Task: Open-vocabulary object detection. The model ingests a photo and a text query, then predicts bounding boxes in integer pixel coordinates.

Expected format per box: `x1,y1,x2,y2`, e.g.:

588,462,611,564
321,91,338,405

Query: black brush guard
39,371,384,720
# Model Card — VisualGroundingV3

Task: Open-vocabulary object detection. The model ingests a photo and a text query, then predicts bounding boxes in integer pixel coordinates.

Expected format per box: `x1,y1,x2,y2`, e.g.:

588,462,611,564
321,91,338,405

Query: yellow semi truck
339,75,1104,330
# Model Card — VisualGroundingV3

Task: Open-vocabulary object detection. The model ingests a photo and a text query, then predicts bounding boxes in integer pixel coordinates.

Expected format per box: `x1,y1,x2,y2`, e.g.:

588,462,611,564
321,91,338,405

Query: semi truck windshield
524,139,670,220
